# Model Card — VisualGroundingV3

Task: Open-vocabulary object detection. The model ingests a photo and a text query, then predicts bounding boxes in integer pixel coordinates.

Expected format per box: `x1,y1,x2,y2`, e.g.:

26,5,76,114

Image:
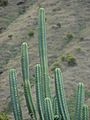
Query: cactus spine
55,68,70,120
21,42,37,119
38,8,50,99
45,98,54,120
74,82,85,120
82,105,89,120
35,64,44,120
9,69,23,120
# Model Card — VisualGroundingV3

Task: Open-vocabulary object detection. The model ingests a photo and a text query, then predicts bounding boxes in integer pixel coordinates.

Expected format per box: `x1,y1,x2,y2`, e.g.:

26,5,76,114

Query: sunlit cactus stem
55,68,70,120
38,8,50,99
35,64,44,120
82,105,89,120
9,69,23,120
21,42,37,120
74,82,85,120
45,98,54,120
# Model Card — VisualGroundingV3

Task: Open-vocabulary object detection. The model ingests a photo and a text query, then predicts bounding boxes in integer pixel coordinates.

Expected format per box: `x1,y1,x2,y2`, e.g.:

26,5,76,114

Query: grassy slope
0,0,90,119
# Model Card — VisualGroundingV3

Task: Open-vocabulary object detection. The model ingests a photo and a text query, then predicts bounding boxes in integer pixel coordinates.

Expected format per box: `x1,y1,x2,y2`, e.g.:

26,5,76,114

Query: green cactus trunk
38,8,50,99
74,82,85,120
54,68,70,120
35,64,44,120
21,42,37,120
9,69,23,120
82,105,89,120
45,98,54,120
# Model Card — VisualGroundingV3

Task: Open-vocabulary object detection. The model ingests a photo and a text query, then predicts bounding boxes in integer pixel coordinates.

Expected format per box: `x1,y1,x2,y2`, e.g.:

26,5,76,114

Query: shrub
66,33,74,40
64,33,74,45
76,47,81,52
80,37,84,41
56,23,61,28
8,34,13,40
0,112,9,120
66,53,76,66
61,53,77,66
28,30,34,37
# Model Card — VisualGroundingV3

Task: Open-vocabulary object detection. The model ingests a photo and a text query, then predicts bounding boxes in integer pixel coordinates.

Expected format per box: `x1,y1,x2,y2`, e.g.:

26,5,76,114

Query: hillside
0,0,90,119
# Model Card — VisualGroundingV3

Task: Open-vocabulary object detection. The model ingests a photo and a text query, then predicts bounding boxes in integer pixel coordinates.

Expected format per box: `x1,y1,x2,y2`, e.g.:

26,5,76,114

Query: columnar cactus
35,64,44,120
44,98,54,120
74,83,85,120
54,68,70,120
82,105,89,120
9,7,89,120
38,8,50,99
9,69,23,120
21,42,37,119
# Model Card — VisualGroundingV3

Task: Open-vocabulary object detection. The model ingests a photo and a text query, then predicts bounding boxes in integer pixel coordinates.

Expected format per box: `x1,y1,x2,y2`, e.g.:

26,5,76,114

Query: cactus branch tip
9,69,16,73
55,68,61,73
36,64,40,67
22,42,28,46
78,82,84,87
39,8,44,11
45,97,50,101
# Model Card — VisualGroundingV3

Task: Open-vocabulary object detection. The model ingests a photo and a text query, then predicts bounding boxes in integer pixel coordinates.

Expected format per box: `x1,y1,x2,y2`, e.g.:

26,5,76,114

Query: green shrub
28,30,34,37
66,33,74,40
80,37,84,41
66,53,76,66
76,47,81,52
64,33,74,45
0,112,9,120
61,53,77,66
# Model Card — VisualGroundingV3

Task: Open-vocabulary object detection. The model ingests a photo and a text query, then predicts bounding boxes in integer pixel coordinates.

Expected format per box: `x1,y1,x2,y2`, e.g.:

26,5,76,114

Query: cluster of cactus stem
9,8,89,120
